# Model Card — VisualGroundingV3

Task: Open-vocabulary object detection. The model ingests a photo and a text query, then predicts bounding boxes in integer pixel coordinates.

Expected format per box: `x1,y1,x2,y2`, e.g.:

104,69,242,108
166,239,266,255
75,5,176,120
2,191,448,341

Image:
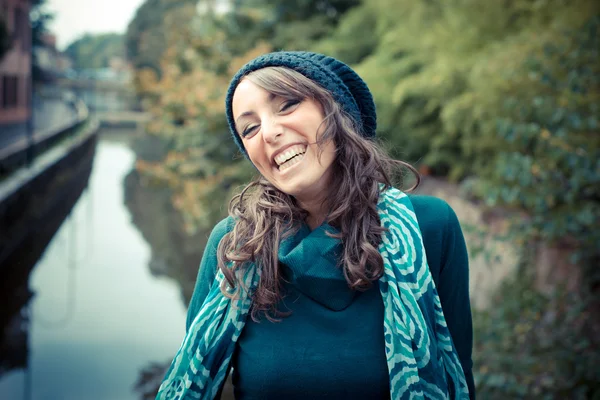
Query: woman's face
232,78,336,204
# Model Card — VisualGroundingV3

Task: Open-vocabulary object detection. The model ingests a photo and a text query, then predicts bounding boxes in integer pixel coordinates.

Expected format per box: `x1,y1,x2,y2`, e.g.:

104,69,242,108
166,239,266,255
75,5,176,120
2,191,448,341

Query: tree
30,0,54,83
64,33,125,70
125,0,197,76
30,0,53,47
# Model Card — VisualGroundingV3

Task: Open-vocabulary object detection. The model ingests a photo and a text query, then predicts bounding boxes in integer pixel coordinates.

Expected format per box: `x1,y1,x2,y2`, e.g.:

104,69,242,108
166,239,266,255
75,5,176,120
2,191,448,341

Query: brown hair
217,67,419,321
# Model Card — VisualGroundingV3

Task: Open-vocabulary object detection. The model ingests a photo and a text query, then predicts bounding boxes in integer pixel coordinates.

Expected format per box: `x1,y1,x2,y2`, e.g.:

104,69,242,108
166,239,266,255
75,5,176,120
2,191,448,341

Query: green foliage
473,265,600,399
464,16,600,278
125,0,197,76
262,0,360,50
313,4,378,65
64,33,125,70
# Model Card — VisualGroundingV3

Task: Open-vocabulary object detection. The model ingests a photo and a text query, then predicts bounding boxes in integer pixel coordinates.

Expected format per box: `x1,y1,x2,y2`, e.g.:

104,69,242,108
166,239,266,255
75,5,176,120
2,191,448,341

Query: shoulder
407,194,466,278
210,216,235,243
186,216,235,331
382,188,457,229
408,194,461,237
381,189,462,246
203,216,235,255
197,216,235,287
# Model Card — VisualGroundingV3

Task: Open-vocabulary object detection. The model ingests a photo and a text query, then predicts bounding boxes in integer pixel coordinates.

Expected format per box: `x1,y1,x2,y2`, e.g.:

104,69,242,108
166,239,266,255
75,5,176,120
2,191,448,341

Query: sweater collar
278,222,357,311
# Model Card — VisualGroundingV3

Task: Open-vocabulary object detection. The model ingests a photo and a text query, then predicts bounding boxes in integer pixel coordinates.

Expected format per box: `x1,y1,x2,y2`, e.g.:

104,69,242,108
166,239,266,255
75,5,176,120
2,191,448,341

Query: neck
297,196,329,230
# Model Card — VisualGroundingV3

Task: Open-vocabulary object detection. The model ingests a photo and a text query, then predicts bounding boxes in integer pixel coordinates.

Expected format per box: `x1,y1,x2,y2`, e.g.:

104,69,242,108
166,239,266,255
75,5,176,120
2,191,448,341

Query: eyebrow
234,93,277,127
235,111,254,128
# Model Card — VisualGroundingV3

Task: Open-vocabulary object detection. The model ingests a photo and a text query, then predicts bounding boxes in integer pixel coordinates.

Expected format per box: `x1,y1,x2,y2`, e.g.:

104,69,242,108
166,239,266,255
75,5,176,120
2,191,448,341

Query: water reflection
0,139,186,400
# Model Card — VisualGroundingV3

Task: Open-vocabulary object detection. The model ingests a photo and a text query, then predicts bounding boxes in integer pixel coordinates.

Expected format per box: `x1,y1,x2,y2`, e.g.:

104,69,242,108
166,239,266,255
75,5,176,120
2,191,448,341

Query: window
2,75,18,108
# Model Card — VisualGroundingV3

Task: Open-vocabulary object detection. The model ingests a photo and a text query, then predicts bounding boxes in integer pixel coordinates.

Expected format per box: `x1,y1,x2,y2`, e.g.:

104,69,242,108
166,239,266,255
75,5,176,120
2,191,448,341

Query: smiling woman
156,52,476,400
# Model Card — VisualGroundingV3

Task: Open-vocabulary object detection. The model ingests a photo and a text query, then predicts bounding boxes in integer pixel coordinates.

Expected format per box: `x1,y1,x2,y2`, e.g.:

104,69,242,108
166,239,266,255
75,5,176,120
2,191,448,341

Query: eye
279,99,301,113
241,124,259,138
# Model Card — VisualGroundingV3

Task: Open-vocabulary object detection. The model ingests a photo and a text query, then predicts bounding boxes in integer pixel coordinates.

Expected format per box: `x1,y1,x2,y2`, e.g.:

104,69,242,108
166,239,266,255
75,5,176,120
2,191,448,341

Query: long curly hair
217,66,419,321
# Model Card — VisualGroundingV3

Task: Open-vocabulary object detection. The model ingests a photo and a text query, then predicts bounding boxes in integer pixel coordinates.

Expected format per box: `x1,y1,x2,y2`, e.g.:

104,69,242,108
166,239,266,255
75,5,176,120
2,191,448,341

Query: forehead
231,79,273,117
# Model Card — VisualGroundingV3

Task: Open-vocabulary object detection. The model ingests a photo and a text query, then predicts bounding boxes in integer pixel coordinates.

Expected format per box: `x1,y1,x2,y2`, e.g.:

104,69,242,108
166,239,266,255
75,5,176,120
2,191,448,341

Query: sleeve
185,217,233,332
437,203,476,400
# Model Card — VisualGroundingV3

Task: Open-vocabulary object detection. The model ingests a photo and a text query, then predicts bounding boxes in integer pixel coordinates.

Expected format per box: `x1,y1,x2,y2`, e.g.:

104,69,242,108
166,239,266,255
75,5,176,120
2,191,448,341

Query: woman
157,51,475,400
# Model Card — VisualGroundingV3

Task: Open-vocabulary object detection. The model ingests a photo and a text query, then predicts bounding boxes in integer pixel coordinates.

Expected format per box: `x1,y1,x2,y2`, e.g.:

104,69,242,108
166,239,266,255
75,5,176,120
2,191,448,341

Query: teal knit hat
225,51,377,156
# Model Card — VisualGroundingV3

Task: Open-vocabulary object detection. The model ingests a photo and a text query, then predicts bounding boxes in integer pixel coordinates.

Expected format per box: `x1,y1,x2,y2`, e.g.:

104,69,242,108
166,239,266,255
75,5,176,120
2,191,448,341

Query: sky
47,0,147,50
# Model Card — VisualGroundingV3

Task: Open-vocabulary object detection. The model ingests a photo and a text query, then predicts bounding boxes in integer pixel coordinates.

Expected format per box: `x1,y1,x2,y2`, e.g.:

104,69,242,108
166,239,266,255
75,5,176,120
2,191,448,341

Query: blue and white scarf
157,187,469,399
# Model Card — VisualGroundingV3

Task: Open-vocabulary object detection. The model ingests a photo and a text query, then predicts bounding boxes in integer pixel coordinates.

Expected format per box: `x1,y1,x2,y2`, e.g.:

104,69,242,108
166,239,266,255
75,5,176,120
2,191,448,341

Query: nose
262,116,282,144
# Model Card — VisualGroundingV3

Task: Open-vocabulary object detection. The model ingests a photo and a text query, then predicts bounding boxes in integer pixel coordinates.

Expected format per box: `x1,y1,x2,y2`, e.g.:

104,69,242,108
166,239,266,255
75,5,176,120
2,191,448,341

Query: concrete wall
0,121,98,326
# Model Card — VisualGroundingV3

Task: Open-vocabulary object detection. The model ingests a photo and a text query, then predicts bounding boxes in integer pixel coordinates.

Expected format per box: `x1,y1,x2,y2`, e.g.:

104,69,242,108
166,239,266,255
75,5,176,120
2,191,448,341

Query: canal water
0,138,187,400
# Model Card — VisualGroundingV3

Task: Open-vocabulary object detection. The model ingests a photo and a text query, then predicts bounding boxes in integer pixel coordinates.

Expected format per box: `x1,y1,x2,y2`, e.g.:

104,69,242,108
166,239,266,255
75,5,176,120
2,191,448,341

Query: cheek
315,140,337,166
244,142,271,171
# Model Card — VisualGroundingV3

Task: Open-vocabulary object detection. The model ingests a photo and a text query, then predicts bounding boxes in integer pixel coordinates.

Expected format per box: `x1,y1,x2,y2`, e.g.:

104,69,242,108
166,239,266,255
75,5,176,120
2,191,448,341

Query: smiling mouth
275,145,307,171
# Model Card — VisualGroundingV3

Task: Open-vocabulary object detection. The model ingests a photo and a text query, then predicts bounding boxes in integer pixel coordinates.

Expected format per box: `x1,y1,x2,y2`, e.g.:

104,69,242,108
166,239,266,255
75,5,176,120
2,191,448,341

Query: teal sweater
186,195,475,399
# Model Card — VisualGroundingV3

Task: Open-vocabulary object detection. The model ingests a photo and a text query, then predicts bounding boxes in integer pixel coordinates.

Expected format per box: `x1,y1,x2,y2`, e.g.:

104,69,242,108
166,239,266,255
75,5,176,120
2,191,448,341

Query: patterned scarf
156,187,469,399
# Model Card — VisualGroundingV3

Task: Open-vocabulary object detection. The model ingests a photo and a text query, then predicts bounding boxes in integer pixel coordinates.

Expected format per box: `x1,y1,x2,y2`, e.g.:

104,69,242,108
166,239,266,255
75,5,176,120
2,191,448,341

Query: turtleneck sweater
186,195,475,399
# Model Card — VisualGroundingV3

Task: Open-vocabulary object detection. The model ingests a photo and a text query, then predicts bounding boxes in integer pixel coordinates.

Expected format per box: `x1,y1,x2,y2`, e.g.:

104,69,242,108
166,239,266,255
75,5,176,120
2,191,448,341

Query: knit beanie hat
225,51,377,156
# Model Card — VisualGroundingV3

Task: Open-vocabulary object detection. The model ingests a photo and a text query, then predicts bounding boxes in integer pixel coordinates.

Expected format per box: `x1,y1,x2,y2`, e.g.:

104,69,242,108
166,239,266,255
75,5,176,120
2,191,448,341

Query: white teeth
274,145,307,166
279,152,305,171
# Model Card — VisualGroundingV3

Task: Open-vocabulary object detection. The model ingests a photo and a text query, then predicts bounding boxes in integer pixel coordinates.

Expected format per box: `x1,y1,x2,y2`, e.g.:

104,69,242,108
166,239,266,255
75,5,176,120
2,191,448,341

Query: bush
473,263,600,399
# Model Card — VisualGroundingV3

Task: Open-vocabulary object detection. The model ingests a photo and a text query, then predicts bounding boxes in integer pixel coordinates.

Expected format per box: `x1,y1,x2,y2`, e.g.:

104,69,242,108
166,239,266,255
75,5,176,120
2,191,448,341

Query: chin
272,179,305,196
277,184,307,198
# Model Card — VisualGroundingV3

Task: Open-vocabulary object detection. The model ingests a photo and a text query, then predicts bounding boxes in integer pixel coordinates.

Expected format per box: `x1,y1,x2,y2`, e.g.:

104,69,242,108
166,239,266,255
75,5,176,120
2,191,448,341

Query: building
0,0,31,130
